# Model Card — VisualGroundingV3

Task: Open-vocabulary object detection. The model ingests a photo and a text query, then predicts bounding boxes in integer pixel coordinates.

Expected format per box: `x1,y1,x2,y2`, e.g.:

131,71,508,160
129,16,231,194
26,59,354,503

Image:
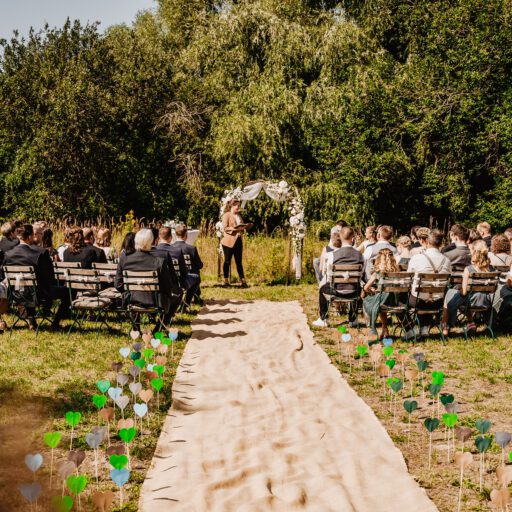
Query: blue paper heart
383,338,393,347
133,403,148,418
168,330,178,342
341,333,351,342
110,468,130,487
147,364,154,372
25,453,43,473
19,482,42,503
150,338,161,348
108,387,122,401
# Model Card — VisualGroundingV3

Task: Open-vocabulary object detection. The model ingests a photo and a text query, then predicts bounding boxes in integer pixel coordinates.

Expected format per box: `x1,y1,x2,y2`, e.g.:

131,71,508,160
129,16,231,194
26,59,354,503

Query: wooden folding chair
53,261,82,286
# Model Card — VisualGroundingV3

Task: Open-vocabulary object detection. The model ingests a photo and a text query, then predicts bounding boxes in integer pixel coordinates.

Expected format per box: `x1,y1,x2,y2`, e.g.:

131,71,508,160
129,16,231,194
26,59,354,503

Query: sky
0,0,156,41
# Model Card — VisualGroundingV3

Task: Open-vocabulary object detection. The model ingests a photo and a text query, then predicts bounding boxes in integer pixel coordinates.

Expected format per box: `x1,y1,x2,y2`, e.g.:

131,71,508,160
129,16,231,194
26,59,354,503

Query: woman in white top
489,234,512,267
356,225,377,252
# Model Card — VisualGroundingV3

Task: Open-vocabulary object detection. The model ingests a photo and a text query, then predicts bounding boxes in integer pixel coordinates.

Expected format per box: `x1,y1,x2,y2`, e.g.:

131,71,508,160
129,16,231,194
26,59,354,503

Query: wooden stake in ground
403,400,418,445
475,435,491,491
424,418,440,471
454,451,473,512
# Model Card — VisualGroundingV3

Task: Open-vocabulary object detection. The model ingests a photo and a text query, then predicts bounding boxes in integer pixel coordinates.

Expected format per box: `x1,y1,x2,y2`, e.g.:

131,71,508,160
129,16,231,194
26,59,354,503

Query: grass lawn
0,280,510,511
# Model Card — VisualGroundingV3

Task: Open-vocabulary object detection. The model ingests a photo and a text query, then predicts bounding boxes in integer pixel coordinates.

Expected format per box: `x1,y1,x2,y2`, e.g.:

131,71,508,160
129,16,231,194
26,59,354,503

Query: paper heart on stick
129,382,142,395
151,378,164,392
92,490,115,512
424,417,440,433
490,488,510,510
440,394,454,405
442,413,458,428
119,347,130,359
97,380,111,394
383,347,394,358
455,427,473,443
157,344,168,354
106,444,125,456
51,495,73,512
132,342,142,352
403,400,418,414
147,363,154,372
146,370,158,381
412,352,424,362
168,330,179,342
68,450,86,467
385,359,395,371
117,374,129,387
428,383,442,397
117,418,134,431
445,402,459,414
109,454,128,470
142,333,152,344
139,389,153,403
377,363,391,377
475,419,492,434
115,395,130,410
66,474,87,495
129,365,141,379
86,431,104,450
129,330,140,340
111,362,123,373
496,465,512,488
495,432,512,449
93,394,108,410
44,431,62,449
404,368,418,381
25,453,43,473
108,387,122,401
151,338,161,349
475,435,492,453
99,407,114,422
156,356,167,365
19,482,42,503
134,359,146,369
57,461,76,480
454,451,473,469
356,345,367,357
65,411,81,428
119,427,137,444
111,468,130,487
134,403,148,418
382,338,393,347
369,350,381,364
131,351,141,361
154,331,164,339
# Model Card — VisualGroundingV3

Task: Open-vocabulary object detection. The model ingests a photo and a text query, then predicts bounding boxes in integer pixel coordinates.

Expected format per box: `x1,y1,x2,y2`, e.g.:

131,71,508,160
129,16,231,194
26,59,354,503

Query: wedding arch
215,180,306,280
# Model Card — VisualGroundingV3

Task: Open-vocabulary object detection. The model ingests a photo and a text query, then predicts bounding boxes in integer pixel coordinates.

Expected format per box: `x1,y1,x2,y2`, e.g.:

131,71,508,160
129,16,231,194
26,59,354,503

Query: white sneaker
420,326,430,338
312,318,328,328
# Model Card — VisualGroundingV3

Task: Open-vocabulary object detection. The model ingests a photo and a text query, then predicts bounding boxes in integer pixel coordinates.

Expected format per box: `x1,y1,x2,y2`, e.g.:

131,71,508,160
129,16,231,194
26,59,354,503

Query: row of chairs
325,264,504,340
3,257,192,336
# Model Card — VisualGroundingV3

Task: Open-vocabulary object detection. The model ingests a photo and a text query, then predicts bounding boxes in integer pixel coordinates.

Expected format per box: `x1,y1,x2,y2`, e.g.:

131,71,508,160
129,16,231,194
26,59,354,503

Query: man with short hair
154,226,189,290
477,222,492,248
83,227,108,263
174,224,203,306
313,227,365,328
409,227,430,256
363,225,397,279
3,224,69,329
444,225,471,269
0,222,20,253
405,229,452,339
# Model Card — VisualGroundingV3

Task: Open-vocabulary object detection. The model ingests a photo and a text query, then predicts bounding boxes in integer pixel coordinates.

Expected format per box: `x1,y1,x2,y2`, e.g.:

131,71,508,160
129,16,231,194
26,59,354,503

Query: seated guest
313,227,339,283
409,227,430,256
362,248,400,339
3,224,69,329
468,229,483,251
0,222,20,252
32,221,48,247
395,235,412,268
62,228,100,268
96,228,117,262
441,226,457,254
405,229,451,339
504,227,512,249
477,222,492,248
363,225,397,279
83,227,108,264
356,225,377,252
120,232,136,257
42,228,60,262
173,224,203,306
445,224,471,269
115,229,179,329
489,234,512,267
410,226,422,249
313,228,365,327
154,226,189,289
442,240,494,337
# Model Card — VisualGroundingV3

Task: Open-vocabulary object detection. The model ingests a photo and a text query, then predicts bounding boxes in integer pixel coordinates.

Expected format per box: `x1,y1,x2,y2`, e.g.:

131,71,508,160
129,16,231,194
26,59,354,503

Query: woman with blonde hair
361,248,400,339
96,227,117,262
442,239,494,336
395,235,412,268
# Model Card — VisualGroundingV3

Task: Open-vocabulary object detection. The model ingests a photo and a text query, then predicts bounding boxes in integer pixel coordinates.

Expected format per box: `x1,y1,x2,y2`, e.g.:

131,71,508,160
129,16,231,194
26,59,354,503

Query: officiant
221,199,253,288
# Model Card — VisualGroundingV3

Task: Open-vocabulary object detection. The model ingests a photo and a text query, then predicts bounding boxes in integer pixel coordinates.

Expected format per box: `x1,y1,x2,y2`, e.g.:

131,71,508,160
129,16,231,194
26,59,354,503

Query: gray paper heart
129,365,140,379
117,373,129,386
19,482,41,503
115,395,130,410
92,426,107,438
57,460,76,479
129,382,142,395
495,432,512,449
412,352,425,362
445,401,459,414
86,431,104,449
133,342,142,352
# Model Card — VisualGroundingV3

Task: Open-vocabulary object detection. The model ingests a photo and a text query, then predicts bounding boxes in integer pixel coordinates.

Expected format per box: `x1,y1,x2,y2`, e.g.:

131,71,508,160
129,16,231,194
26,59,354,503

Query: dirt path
140,300,437,512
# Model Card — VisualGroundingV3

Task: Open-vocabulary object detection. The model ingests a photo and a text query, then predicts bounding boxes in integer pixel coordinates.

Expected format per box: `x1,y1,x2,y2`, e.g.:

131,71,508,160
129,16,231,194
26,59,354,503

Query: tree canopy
1,0,512,230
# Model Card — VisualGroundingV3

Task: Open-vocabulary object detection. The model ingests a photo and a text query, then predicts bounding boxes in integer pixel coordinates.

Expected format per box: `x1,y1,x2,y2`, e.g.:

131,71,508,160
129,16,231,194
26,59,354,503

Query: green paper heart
356,345,367,357
431,371,445,385
109,454,128,470
385,359,396,371
131,351,141,361
416,361,428,372
390,379,403,394
51,495,73,512
440,394,454,405
428,383,442,397
398,349,408,354
154,332,164,339
151,378,164,392
509,451,512,463
143,348,154,360
161,337,171,346
442,412,458,428
424,417,440,432
66,474,87,495
339,325,348,333
119,427,137,444
44,431,62,449
383,347,394,358
96,380,110,394
475,419,492,434
134,359,146,369
403,400,418,414
154,365,165,377
93,394,108,410
475,435,492,453
65,411,81,428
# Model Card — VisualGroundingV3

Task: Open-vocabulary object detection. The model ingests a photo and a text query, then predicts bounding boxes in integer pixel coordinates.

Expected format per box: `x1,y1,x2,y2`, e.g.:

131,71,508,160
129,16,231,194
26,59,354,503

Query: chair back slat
3,266,37,287
65,269,101,292
378,272,414,293
92,263,117,283
123,271,160,292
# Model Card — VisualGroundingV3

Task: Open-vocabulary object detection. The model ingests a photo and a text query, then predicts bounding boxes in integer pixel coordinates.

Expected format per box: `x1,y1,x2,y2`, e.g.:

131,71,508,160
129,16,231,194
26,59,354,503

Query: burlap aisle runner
140,300,437,512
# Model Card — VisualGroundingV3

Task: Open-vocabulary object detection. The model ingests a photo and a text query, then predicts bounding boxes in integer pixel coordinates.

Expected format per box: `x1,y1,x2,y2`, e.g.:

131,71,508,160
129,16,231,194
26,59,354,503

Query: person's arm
222,213,236,235
318,247,327,273
193,248,203,271
461,267,470,295
362,273,377,297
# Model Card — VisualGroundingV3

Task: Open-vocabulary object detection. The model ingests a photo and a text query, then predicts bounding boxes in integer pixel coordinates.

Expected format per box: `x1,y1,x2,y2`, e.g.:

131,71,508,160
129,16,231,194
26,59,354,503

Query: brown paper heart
92,490,116,511
139,389,154,403
106,444,126,456
454,451,473,469
455,427,473,443
490,488,510,510
404,368,418,381
68,450,86,467
369,350,381,364
57,460,76,480
157,344,168,354
111,362,123,373
397,353,408,364
156,356,167,365
99,407,114,422
146,371,158,381
496,465,512,488
377,363,391,377
129,330,140,340
142,333,152,345
117,418,135,431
